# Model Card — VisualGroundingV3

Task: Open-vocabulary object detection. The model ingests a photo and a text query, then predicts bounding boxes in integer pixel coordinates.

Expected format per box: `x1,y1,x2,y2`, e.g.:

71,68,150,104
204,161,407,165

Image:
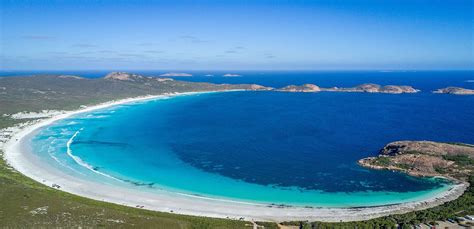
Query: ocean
26,70,474,207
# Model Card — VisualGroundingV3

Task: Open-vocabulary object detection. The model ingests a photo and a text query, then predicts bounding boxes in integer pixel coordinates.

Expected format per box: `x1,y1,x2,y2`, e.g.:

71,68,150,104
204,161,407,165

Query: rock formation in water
433,87,474,95
277,83,419,94
326,83,419,94
358,141,474,181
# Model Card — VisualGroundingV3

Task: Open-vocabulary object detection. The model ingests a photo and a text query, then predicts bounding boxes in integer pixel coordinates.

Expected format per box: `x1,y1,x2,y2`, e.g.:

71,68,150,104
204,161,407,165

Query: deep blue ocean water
26,71,474,207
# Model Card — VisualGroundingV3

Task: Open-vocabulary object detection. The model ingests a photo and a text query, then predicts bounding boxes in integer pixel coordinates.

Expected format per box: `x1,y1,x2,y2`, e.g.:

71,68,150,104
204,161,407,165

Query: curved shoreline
2,92,468,222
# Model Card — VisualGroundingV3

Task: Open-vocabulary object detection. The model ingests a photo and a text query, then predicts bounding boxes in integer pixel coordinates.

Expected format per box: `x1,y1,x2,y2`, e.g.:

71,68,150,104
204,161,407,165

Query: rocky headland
277,83,419,94
433,87,474,95
358,141,474,182
276,84,320,92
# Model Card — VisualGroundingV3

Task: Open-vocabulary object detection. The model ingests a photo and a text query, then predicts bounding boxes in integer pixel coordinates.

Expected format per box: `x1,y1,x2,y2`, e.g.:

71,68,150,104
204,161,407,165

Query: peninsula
358,141,474,181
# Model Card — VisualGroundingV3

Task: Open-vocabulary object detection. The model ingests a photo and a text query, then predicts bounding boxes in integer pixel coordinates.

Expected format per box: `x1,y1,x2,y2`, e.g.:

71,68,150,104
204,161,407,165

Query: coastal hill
277,83,420,94
358,141,474,181
0,72,270,119
104,72,146,81
276,84,321,92
433,87,474,95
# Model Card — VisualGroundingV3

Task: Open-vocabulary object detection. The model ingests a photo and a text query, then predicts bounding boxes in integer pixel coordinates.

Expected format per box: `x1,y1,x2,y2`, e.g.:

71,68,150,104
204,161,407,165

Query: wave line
66,129,123,182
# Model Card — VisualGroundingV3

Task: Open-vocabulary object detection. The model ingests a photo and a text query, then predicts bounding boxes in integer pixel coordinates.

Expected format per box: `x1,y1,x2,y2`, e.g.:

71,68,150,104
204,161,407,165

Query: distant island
433,87,474,95
159,72,193,77
277,83,419,94
222,73,242,77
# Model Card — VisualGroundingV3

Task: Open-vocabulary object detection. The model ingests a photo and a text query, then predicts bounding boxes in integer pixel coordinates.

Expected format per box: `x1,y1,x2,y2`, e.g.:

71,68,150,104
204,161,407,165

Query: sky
0,0,473,71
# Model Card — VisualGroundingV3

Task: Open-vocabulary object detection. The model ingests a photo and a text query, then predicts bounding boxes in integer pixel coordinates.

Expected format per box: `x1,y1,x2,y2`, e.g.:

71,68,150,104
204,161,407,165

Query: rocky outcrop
358,141,474,181
248,84,274,91
325,84,419,94
277,83,419,94
378,141,474,157
104,72,144,81
433,87,474,95
380,85,419,94
277,84,321,92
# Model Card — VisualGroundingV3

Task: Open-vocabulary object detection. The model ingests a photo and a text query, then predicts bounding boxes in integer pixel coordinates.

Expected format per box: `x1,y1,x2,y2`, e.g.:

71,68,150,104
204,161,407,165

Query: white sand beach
2,92,468,222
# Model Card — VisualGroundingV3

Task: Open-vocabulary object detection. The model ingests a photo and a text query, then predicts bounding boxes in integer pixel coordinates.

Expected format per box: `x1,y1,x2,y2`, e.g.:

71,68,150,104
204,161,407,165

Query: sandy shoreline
2,91,469,222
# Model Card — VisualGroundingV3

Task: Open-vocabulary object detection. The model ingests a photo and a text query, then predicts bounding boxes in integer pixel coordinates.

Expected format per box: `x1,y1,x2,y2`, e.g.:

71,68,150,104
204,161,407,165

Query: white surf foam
65,128,123,182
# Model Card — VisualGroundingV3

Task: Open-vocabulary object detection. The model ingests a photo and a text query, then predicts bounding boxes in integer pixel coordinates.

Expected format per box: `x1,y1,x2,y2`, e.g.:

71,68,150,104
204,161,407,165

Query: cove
28,90,474,207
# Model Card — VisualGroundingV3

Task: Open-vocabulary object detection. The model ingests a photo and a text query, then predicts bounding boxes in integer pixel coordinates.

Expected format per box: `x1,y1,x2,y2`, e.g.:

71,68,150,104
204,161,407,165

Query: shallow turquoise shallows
28,85,474,207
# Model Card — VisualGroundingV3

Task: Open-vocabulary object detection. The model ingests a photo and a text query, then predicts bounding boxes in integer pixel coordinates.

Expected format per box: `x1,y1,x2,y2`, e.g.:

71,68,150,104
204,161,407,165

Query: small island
159,72,193,77
433,87,474,95
222,73,242,77
277,83,420,94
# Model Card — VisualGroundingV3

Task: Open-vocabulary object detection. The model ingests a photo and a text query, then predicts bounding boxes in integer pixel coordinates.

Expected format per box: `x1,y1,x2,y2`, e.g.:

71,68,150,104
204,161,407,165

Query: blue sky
1,0,473,70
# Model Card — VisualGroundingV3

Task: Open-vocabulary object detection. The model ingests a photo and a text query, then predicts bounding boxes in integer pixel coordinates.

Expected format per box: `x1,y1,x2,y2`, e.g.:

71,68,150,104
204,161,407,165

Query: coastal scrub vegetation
443,154,474,166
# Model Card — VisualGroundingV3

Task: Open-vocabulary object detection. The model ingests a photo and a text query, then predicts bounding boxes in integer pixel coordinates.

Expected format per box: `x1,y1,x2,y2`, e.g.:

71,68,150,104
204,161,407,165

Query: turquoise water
26,71,474,207
28,88,474,207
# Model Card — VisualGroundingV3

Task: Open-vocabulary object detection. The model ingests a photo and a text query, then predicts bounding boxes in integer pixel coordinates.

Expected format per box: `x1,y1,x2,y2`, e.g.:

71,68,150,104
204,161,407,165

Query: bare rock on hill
104,72,144,81
380,85,419,94
354,83,382,93
277,84,321,92
248,84,274,91
328,84,419,94
379,141,474,158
